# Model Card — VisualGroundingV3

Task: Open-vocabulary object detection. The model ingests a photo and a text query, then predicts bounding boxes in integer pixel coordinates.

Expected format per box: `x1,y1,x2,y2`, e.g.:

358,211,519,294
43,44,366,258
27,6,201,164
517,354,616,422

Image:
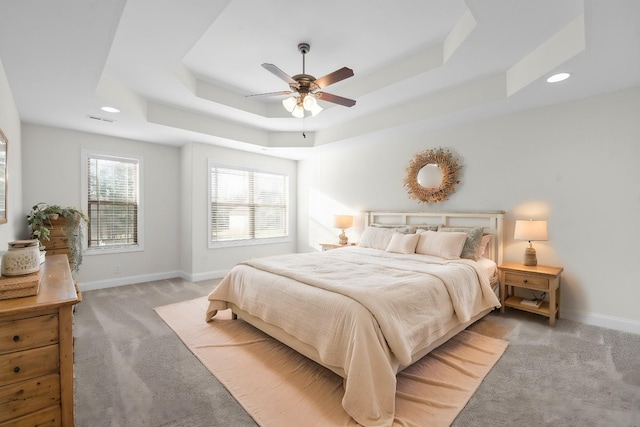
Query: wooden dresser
0,255,79,426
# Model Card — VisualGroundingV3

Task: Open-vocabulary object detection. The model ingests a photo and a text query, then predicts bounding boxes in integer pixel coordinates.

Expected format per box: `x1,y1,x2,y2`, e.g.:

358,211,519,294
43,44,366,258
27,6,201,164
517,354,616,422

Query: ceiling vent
87,115,116,123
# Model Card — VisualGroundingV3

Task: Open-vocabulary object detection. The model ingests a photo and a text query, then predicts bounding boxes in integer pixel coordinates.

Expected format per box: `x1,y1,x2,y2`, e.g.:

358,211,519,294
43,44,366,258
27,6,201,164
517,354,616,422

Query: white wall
18,127,297,288
0,58,23,247
21,125,182,290
179,141,194,276
297,85,640,334
181,142,297,281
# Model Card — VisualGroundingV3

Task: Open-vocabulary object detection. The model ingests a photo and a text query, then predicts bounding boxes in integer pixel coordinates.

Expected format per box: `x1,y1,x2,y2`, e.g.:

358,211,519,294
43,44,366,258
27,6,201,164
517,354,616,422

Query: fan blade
313,67,354,89
246,90,293,98
261,63,297,85
316,92,356,107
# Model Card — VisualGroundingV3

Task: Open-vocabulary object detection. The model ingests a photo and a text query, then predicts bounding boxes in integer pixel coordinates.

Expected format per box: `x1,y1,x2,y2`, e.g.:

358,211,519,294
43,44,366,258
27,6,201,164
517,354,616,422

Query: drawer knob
13,335,20,342
13,366,20,373
522,279,528,283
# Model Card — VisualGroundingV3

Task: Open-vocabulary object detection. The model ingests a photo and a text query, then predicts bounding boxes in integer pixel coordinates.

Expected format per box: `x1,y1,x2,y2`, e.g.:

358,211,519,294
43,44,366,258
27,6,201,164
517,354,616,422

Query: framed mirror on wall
404,147,461,203
0,129,7,224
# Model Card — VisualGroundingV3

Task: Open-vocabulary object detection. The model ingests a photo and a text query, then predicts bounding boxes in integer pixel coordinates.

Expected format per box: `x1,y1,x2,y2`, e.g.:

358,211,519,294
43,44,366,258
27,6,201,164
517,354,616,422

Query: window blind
87,155,139,248
210,166,288,243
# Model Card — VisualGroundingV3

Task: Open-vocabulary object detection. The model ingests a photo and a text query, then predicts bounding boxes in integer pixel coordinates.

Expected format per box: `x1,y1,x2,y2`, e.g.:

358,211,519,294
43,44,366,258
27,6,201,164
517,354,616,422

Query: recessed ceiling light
101,106,120,113
546,73,571,83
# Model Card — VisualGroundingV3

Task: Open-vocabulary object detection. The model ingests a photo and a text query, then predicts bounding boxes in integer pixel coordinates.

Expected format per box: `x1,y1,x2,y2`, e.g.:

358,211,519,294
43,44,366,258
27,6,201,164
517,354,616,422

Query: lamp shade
291,104,305,118
333,215,354,230
514,220,548,241
308,102,323,117
303,93,317,110
304,94,323,117
282,96,298,112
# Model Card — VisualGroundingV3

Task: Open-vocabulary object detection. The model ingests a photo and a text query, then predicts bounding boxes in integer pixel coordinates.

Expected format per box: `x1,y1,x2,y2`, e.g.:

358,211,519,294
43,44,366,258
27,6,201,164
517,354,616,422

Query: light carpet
155,297,508,427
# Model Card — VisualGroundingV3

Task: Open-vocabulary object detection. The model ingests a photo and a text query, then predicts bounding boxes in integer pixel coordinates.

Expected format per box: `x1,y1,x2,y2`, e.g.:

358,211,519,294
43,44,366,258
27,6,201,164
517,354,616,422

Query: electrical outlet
114,264,121,274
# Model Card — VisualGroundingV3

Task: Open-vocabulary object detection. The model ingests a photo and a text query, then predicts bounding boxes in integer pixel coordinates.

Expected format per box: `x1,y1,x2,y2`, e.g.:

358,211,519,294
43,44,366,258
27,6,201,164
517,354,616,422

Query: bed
206,210,504,427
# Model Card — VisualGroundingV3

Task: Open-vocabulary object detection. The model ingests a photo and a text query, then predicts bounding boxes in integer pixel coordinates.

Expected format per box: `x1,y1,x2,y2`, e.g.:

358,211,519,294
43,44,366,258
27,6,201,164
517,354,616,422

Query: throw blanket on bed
206,246,500,426
238,246,499,366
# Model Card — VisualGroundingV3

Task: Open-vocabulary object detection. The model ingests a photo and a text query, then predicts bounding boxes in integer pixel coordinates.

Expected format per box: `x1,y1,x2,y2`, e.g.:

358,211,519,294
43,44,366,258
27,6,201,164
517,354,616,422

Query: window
209,163,289,247
82,150,143,253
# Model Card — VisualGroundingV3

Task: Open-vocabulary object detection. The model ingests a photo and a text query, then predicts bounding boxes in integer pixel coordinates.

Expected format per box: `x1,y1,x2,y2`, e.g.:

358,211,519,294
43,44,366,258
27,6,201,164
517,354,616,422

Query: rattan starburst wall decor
404,147,462,203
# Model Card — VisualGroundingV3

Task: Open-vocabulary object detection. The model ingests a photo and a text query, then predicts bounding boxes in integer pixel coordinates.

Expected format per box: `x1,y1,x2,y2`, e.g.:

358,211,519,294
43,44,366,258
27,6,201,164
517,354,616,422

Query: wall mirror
0,129,6,224
417,163,443,188
404,147,461,203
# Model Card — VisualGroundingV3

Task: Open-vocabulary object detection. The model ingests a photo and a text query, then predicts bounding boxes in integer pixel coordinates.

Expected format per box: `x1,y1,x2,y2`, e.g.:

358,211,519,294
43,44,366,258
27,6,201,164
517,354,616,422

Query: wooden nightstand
498,262,563,326
320,243,356,251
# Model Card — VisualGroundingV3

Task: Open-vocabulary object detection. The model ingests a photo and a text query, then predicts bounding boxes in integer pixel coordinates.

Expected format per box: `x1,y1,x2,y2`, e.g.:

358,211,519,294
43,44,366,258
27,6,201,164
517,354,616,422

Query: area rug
155,297,508,427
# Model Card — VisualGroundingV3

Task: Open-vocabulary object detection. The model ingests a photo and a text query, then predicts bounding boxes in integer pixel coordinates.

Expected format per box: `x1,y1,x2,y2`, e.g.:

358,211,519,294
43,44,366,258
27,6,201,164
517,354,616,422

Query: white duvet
206,246,500,427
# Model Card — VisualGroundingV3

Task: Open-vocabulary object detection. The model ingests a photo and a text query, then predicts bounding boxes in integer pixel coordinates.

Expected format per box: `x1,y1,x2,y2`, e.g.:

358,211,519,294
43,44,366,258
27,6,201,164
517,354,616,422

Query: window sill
208,237,290,249
85,245,144,255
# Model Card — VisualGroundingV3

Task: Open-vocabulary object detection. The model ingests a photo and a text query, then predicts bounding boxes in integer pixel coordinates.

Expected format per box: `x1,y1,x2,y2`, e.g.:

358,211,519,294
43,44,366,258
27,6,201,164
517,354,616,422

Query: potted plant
27,203,89,272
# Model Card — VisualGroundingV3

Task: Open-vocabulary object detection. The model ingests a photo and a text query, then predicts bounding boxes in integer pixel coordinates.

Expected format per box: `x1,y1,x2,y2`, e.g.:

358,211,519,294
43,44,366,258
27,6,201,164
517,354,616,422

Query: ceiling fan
248,43,356,118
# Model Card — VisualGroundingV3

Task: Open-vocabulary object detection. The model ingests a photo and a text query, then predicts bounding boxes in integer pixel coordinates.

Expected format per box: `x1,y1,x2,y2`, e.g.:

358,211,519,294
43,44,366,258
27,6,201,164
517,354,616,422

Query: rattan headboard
365,210,505,265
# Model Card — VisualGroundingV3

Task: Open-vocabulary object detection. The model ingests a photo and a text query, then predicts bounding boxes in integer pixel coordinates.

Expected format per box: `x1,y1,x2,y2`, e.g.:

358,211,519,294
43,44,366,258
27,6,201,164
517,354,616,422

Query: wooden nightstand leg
549,280,557,326
499,275,506,313
555,279,561,320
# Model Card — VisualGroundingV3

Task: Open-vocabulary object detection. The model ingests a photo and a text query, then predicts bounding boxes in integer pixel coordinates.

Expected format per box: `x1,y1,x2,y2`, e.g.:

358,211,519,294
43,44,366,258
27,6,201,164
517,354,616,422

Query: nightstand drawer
504,272,549,290
0,345,60,385
0,314,59,355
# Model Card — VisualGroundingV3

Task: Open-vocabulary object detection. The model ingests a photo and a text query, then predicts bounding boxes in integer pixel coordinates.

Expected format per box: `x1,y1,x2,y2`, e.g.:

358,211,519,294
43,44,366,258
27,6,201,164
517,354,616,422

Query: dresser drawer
0,345,59,386
0,374,60,423
0,405,61,427
504,272,549,290
0,314,58,355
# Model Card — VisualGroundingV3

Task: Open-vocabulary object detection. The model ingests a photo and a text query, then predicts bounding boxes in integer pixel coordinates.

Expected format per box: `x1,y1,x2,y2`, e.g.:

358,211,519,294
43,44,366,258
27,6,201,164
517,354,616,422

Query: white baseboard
77,269,230,292
562,308,640,335
182,269,229,283
79,271,183,292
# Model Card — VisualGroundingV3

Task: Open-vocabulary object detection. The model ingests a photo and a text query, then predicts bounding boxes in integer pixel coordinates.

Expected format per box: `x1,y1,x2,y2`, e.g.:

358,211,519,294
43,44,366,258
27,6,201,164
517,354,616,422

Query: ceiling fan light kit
302,93,323,116
282,92,323,117
250,42,356,118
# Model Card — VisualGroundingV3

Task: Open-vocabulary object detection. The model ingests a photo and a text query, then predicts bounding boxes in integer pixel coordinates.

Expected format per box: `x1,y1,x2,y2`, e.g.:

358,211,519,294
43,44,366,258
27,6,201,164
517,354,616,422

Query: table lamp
334,215,354,245
514,219,548,266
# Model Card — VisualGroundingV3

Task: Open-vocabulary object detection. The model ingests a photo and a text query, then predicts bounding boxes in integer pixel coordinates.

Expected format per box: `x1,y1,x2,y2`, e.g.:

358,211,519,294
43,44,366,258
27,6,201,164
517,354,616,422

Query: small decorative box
0,270,41,300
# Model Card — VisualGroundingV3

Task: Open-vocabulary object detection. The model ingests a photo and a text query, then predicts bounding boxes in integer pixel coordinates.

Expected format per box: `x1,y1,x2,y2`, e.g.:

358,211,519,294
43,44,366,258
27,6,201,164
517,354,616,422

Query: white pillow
438,226,485,261
358,227,395,250
385,232,420,254
415,230,467,259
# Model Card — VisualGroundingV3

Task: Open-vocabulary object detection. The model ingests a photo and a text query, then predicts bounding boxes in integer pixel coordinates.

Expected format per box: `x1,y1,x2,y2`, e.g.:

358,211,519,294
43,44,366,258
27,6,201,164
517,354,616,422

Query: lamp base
523,247,537,266
338,231,348,245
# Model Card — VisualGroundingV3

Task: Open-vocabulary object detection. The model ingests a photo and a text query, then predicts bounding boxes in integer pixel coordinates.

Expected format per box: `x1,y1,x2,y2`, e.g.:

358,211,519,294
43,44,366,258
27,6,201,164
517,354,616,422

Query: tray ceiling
0,0,638,159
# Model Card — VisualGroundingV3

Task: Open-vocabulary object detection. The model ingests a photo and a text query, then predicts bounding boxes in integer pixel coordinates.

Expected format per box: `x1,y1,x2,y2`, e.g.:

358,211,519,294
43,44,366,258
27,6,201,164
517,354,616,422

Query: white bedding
206,246,500,427
477,256,498,284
